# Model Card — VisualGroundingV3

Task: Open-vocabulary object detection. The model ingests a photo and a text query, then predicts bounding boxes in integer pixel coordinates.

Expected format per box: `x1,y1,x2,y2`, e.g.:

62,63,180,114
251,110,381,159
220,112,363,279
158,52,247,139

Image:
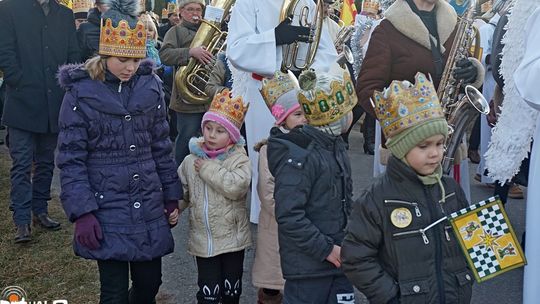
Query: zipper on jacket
392,229,429,245
118,82,123,93
424,188,446,304
444,225,452,242
438,192,456,215
204,185,213,256
385,199,422,217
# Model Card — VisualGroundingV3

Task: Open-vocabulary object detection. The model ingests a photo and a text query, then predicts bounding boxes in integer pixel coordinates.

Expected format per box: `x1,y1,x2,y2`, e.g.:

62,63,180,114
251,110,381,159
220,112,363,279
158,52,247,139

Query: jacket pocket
399,278,429,304
455,269,473,303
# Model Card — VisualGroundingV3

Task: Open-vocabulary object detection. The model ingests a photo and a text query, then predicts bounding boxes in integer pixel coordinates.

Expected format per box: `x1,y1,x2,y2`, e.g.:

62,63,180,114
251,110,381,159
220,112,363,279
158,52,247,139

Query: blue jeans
8,127,57,225
174,112,204,166
283,274,355,304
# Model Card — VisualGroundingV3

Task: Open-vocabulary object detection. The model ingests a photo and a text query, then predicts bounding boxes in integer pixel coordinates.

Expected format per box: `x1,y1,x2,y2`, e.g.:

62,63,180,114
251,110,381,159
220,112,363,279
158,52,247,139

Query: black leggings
196,250,245,304
97,258,162,304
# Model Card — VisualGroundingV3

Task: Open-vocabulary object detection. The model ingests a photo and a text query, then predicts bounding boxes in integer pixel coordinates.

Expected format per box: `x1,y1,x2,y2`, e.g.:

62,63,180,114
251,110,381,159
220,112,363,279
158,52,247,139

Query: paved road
159,129,526,304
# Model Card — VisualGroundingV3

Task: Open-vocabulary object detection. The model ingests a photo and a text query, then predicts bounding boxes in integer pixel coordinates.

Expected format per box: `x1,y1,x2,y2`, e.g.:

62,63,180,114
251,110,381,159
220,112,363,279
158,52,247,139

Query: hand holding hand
164,200,179,228
274,17,312,46
189,46,213,65
75,212,103,250
326,245,342,268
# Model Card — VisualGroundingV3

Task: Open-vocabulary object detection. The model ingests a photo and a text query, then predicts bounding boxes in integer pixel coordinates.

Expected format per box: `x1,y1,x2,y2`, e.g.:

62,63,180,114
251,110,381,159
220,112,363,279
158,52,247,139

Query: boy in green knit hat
341,73,473,304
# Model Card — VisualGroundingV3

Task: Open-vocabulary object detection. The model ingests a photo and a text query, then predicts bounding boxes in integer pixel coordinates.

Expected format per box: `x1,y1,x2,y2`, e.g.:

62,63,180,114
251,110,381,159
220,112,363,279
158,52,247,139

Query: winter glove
165,200,179,228
453,58,478,84
274,17,312,46
75,212,103,250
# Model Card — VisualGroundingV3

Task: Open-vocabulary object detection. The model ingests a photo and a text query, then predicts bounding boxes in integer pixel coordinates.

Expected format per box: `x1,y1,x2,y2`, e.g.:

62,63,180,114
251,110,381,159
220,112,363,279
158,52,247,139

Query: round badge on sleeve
391,208,413,228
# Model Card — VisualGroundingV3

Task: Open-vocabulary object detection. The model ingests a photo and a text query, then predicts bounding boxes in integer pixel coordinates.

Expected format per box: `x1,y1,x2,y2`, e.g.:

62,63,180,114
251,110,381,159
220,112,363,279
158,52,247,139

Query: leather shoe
33,213,61,230
508,184,524,199
468,149,480,164
14,224,31,243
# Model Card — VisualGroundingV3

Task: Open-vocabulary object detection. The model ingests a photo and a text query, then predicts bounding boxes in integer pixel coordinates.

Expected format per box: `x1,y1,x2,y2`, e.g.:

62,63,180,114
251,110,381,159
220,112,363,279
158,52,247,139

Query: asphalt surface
1,127,525,303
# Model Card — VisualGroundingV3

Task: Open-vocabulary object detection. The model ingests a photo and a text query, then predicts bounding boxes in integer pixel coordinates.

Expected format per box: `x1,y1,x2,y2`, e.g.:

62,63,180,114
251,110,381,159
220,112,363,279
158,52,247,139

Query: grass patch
0,150,100,303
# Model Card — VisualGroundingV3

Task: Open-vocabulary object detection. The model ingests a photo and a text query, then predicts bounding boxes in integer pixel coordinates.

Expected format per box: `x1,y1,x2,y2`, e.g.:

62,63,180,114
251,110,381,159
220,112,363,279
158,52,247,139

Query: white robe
513,7,540,304
226,0,337,223
476,14,500,184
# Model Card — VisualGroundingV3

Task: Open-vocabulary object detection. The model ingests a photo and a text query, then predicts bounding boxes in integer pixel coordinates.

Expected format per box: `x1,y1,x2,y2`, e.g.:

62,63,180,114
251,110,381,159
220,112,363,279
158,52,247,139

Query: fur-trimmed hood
57,59,156,90
189,136,247,161
385,0,457,52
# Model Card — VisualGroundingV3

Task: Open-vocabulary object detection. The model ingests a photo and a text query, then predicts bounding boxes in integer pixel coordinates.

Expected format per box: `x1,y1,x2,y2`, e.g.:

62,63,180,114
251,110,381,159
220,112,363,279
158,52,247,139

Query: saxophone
175,0,235,105
438,0,489,174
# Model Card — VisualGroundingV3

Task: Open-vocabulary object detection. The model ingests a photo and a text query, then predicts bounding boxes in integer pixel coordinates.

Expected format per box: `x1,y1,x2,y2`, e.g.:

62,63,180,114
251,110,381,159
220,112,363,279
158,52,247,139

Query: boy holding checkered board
341,73,473,304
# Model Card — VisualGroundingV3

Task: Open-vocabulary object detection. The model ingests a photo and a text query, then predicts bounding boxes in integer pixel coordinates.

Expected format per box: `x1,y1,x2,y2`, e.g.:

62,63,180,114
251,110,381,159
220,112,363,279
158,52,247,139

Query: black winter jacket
0,0,81,133
341,156,473,304
77,8,101,62
267,125,353,280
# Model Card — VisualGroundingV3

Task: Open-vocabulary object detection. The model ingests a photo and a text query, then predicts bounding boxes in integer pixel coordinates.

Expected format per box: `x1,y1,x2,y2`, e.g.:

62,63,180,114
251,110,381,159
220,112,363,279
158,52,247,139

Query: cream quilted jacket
179,138,252,257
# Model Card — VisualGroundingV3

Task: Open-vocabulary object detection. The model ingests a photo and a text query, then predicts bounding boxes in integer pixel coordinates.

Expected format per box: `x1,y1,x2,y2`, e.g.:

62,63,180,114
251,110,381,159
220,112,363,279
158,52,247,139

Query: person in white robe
513,6,540,304
226,0,337,223
475,12,500,185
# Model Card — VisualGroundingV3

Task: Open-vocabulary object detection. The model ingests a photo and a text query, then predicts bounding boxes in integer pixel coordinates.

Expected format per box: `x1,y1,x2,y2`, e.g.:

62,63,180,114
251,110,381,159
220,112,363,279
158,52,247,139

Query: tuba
279,0,325,72
438,0,489,174
175,0,235,105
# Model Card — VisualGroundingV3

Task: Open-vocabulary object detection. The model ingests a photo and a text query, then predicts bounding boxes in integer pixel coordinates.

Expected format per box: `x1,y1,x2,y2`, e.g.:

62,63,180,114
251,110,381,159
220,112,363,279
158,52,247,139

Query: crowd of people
0,0,538,303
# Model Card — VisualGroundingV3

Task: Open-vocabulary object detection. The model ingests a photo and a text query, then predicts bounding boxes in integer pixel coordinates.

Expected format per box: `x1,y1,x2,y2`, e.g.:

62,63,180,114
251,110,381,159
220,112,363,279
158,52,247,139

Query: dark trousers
174,112,204,166
97,258,162,304
342,102,365,144
469,115,481,151
283,274,355,304
196,250,245,304
8,127,57,225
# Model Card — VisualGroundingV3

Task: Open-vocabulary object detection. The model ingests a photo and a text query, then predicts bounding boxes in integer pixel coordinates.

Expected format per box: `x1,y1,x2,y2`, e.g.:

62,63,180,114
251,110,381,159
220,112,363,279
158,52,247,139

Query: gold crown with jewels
372,72,445,138
72,0,93,14
208,89,249,129
297,69,358,126
99,18,147,58
361,0,380,15
260,71,299,111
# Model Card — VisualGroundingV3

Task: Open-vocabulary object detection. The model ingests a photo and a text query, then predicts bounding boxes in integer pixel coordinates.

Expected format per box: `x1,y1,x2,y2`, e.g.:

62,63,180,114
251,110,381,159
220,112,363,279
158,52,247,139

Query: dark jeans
283,274,355,304
196,250,245,304
175,112,204,166
97,258,162,304
469,115,481,151
8,127,57,225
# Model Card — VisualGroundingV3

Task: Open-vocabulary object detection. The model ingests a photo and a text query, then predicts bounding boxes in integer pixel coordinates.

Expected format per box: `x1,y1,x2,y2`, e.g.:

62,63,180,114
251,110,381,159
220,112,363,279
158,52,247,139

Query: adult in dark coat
77,1,109,62
0,0,81,243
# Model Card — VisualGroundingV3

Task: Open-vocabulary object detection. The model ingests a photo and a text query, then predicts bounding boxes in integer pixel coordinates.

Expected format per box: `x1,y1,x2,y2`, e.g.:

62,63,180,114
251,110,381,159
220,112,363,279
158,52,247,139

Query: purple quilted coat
56,60,181,261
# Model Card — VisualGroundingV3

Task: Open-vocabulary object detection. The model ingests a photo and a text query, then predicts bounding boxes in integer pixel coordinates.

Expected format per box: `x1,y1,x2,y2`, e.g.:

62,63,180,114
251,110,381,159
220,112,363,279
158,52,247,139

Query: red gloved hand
75,212,103,250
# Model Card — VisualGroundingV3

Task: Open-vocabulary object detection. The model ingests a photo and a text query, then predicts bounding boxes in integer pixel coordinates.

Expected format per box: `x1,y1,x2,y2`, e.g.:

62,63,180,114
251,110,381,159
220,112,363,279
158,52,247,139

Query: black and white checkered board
477,204,509,236
468,245,501,278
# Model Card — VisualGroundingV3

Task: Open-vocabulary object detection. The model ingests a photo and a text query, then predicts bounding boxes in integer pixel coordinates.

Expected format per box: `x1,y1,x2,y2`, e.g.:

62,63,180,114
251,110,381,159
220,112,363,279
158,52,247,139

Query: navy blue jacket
0,0,80,133
56,60,181,261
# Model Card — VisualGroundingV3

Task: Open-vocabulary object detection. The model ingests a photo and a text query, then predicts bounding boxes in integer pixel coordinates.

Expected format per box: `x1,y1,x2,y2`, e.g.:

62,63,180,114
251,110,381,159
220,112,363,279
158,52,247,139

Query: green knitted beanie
386,118,448,159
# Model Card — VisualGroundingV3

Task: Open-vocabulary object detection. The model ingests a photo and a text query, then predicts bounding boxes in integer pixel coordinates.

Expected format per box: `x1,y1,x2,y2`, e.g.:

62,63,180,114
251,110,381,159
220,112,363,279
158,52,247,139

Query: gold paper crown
161,8,169,19
167,2,177,13
208,89,249,129
298,70,358,126
372,73,444,138
260,71,299,112
99,19,147,58
361,0,380,15
73,0,93,14
58,0,73,9
139,0,146,12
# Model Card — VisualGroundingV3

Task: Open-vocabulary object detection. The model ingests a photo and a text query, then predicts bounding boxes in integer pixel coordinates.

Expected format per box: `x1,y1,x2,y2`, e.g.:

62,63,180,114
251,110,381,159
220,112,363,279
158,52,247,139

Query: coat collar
384,0,457,52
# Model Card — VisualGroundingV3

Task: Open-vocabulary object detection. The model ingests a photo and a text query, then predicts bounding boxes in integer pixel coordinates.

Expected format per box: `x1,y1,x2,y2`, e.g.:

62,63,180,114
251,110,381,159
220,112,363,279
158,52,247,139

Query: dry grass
0,150,100,303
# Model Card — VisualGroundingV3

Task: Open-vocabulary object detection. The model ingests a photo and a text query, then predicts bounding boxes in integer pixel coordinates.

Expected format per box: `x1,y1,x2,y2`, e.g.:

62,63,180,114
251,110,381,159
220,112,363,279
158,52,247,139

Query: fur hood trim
385,0,457,52
188,136,246,161
57,59,156,90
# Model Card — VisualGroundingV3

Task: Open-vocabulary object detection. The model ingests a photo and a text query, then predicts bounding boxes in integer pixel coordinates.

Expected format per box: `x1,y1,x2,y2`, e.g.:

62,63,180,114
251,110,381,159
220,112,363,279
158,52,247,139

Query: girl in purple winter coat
56,1,181,303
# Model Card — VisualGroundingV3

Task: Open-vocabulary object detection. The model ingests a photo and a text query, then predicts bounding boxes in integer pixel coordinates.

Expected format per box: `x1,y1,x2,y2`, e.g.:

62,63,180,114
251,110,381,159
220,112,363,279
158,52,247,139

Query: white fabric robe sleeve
514,8,540,110
226,0,278,77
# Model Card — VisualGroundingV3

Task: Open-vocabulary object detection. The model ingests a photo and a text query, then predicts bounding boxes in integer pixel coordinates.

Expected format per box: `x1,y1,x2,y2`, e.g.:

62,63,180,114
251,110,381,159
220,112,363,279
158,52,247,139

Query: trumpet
334,25,355,66
279,0,324,72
